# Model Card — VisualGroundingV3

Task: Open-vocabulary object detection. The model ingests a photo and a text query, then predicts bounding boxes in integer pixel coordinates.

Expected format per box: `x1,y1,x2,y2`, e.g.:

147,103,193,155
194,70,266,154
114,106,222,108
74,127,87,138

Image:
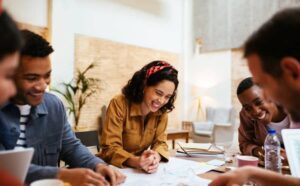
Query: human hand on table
209,166,257,186
57,168,109,186
139,150,161,173
95,164,126,185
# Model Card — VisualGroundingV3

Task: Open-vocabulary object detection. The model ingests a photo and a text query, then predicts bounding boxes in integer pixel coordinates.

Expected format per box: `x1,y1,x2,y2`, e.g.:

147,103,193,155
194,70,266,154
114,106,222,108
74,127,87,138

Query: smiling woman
99,61,179,173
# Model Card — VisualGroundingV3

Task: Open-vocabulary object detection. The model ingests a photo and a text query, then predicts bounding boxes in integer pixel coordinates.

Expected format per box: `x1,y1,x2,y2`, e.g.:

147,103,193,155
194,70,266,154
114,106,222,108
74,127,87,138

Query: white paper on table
115,157,214,186
178,142,224,151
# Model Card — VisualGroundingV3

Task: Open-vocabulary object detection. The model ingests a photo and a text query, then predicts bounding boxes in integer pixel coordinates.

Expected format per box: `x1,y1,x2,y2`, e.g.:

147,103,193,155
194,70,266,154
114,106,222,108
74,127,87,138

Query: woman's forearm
124,156,140,168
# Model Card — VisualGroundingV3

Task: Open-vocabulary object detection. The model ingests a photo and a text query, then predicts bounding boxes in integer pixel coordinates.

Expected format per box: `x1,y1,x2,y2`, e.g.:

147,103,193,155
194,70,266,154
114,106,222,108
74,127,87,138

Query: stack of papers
115,157,213,186
177,142,225,155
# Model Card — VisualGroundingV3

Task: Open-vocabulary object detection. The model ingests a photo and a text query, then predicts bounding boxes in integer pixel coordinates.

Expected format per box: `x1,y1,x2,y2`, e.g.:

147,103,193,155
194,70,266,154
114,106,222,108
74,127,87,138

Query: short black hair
122,60,179,113
0,11,22,61
236,77,253,95
21,29,54,57
244,7,300,77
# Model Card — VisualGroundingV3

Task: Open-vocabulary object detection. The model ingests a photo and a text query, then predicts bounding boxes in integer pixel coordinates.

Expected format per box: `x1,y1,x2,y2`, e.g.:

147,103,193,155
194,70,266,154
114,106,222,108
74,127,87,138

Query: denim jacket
0,93,104,183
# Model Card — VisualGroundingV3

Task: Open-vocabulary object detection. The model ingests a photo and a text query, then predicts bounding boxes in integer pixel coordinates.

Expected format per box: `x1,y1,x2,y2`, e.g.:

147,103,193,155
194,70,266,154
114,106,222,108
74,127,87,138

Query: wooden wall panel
17,22,49,41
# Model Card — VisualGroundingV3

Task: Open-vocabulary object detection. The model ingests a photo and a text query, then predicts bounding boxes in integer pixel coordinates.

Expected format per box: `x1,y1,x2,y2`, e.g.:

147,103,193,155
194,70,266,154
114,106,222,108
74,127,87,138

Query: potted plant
51,63,100,130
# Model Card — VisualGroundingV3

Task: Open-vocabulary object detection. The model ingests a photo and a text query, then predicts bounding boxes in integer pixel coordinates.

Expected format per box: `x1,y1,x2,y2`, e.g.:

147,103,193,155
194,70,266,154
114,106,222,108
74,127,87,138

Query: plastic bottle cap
267,128,276,134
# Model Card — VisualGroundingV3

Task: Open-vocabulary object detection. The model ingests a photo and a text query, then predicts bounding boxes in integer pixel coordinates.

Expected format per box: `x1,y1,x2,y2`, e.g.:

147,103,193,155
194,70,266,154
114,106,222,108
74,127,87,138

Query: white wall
185,50,232,121
3,0,48,27
4,0,233,124
182,0,232,121
51,0,183,86
4,0,186,123
4,0,183,85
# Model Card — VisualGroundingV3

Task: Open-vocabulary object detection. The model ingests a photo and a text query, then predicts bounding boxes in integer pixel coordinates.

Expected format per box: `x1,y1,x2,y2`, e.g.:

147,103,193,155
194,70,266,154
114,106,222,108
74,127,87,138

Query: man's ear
281,57,300,82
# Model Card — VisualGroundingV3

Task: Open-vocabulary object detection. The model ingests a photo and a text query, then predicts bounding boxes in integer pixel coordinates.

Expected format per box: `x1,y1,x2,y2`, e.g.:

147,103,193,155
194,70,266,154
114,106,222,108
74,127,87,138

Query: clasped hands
125,149,161,173
138,150,161,173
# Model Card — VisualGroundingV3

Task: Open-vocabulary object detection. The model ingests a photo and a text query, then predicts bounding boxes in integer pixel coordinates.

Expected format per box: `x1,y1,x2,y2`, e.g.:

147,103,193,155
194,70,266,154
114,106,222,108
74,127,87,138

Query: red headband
146,61,172,79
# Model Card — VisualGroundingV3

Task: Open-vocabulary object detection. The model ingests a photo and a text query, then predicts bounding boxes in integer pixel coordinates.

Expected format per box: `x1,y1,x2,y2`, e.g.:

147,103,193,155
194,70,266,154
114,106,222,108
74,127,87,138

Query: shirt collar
1,99,48,117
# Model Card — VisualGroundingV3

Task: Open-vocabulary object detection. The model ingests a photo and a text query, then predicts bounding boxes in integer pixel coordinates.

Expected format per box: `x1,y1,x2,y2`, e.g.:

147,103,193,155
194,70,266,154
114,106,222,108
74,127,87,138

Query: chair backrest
75,130,100,152
206,107,235,125
98,105,107,135
207,107,236,147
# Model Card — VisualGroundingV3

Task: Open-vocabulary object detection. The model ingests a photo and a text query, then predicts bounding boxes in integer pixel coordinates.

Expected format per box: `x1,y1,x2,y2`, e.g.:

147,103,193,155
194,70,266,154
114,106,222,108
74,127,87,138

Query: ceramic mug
237,155,259,167
30,179,64,186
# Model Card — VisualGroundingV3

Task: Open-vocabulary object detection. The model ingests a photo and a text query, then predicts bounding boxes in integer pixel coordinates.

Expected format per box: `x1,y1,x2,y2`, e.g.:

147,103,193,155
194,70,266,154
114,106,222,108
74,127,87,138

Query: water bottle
264,128,281,173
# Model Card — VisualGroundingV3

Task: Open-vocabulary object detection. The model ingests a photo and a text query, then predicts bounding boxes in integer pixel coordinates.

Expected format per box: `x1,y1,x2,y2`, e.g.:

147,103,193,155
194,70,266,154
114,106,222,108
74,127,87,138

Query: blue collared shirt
0,93,104,183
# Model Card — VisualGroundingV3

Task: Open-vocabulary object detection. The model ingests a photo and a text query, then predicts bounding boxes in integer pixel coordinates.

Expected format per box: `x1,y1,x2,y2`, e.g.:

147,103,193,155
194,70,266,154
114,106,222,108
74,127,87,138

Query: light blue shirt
0,93,105,183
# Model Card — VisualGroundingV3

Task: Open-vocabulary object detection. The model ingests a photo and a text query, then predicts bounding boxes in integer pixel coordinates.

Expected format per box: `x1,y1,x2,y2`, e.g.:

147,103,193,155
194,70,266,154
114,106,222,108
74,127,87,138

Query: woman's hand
125,150,161,174
142,150,161,173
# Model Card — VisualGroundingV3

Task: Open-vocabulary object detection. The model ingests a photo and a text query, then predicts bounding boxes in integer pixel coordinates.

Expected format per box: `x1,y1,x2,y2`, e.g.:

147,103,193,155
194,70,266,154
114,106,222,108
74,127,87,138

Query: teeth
257,112,266,120
30,93,43,97
152,102,161,108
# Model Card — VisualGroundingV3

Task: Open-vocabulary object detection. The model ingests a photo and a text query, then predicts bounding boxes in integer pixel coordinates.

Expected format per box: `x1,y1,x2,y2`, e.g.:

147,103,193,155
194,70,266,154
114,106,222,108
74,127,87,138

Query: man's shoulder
41,92,64,110
43,92,62,103
239,109,254,126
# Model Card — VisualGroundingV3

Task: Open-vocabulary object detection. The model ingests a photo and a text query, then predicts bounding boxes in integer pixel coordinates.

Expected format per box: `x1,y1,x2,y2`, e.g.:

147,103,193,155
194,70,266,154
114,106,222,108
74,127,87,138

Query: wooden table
170,150,231,180
167,129,189,149
171,150,291,181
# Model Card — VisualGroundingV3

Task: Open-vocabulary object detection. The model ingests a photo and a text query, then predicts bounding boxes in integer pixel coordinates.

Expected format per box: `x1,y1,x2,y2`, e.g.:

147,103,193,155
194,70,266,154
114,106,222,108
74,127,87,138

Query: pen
177,142,192,157
258,151,264,158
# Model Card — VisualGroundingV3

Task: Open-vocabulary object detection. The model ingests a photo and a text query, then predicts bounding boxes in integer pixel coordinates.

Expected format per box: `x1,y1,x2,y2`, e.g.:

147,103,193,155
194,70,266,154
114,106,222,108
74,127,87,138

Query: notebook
0,148,34,182
177,142,224,155
282,129,300,178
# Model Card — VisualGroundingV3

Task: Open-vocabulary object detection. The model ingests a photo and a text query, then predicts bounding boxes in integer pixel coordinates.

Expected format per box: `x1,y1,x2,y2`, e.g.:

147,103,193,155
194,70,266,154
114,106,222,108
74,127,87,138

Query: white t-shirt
268,116,289,143
15,104,31,148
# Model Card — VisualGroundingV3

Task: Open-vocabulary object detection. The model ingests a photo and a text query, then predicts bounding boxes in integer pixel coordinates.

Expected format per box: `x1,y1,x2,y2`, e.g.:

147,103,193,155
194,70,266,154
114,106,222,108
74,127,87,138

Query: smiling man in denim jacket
0,30,126,186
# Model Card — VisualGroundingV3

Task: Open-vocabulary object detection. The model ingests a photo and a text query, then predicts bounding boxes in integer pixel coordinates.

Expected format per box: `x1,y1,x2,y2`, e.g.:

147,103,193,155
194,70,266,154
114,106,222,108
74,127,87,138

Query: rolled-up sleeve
151,113,169,161
100,98,134,168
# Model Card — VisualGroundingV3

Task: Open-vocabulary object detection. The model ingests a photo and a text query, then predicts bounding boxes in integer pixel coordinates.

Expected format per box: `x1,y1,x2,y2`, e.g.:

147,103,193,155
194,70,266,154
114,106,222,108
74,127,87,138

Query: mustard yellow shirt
100,94,169,168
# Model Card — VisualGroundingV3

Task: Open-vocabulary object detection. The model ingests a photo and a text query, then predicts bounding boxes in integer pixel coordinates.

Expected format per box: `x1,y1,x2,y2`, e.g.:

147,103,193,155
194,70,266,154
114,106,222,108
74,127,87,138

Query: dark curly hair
122,60,179,113
236,77,253,95
21,29,53,57
0,11,22,61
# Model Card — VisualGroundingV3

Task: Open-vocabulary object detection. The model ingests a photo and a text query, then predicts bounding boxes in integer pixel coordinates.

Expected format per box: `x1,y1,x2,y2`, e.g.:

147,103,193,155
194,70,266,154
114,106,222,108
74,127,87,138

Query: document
178,142,224,153
116,157,213,186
